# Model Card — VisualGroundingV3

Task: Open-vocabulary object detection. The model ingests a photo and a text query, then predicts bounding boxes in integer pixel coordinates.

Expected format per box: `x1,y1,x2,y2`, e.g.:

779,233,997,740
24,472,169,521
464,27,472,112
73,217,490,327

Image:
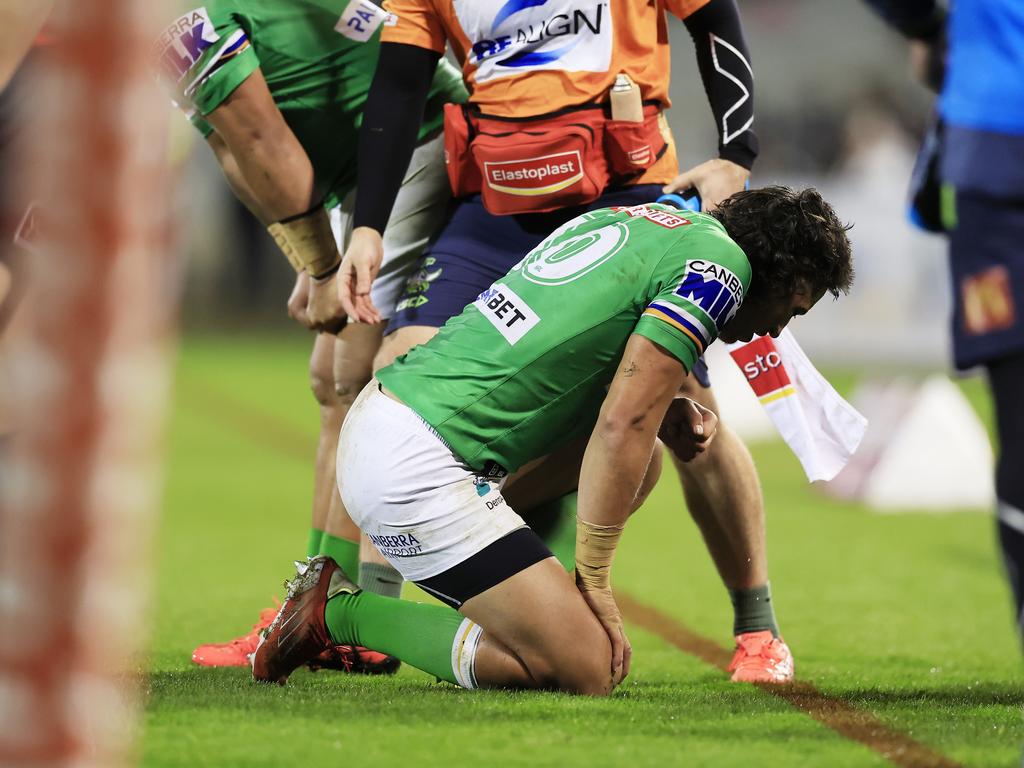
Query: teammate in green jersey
253,186,854,694
156,1,466,669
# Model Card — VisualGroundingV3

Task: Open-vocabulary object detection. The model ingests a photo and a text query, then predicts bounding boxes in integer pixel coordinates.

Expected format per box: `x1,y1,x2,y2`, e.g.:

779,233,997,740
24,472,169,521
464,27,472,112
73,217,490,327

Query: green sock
729,583,780,637
306,527,325,559
325,591,468,685
319,533,360,577
359,562,404,599
520,492,577,572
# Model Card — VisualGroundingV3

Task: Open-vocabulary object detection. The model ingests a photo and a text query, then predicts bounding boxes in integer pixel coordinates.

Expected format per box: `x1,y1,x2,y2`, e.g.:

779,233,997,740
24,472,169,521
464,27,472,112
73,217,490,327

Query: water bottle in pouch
609,74,643,123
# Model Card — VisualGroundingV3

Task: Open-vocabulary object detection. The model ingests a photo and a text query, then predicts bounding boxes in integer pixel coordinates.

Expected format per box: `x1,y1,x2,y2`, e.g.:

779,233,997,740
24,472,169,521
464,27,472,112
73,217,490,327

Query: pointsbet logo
473,283,540,345
484,151,584,196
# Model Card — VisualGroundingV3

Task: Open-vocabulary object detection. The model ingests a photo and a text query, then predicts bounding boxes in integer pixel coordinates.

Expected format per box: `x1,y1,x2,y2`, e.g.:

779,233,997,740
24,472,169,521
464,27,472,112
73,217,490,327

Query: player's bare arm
205,101,323,329
576,334,698,680
206,69,345,332
205,69,314,223
206,131,269,224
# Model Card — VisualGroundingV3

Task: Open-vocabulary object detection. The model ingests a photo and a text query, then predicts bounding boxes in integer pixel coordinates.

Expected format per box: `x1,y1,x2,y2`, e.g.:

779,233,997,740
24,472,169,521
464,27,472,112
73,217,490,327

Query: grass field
144,334,1023,768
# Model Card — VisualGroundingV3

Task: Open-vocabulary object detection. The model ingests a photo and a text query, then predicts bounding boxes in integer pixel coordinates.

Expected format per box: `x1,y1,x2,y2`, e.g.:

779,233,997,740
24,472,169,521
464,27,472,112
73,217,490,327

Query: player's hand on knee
306,271,347,334
338,227,384,325
662,158,749,211
287,270,313,329
658,396,718,462
577,582,631,685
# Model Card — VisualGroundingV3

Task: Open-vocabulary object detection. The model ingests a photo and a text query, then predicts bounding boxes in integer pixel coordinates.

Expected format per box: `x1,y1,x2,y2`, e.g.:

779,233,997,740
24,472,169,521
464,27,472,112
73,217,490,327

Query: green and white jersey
377,205,752,473
156,1,466,209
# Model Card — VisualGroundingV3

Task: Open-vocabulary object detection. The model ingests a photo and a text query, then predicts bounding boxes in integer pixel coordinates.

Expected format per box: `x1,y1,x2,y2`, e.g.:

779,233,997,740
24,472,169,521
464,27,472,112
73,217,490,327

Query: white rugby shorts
337,381,528,582
329,131,449,320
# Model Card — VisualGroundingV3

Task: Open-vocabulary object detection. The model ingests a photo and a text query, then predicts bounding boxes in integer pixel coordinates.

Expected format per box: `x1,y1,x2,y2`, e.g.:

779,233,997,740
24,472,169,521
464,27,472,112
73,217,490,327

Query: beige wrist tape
575,517,625,591
266,207,340,278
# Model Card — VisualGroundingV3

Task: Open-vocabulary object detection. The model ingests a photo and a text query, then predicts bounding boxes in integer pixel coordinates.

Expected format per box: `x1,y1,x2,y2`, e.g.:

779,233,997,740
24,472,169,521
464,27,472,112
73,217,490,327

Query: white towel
722,329,868,482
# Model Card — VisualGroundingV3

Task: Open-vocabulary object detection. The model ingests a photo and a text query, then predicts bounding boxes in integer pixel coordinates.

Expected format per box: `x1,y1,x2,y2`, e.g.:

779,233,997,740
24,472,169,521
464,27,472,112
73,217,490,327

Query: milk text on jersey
453,0,612,83
675,259,744,325
156,8,218,82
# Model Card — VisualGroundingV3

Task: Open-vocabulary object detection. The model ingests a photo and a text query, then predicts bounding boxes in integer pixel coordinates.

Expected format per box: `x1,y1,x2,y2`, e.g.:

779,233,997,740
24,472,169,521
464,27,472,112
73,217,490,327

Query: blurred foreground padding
0,1,175,766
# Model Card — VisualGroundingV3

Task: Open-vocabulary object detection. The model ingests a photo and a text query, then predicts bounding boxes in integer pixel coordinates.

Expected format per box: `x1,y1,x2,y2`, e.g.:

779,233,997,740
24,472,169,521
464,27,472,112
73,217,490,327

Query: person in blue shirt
866,0,1024,646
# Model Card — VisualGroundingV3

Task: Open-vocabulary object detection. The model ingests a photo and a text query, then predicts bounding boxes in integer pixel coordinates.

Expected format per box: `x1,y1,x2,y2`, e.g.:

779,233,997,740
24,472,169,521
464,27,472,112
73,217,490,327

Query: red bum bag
443,102,668,216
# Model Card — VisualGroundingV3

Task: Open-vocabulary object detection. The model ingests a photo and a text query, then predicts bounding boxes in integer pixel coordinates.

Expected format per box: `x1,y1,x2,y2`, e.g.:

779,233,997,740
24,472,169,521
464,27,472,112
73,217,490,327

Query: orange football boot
727,630,795,683
191,601,280,667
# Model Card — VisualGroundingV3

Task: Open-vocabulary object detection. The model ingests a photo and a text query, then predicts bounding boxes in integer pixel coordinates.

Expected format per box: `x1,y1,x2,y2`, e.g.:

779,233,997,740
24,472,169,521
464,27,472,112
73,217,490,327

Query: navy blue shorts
387,184,711,388
949,191,1024,370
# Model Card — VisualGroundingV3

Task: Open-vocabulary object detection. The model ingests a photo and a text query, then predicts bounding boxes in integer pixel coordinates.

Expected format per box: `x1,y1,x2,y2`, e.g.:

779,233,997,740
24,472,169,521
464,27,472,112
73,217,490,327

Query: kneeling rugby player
253,187,853,694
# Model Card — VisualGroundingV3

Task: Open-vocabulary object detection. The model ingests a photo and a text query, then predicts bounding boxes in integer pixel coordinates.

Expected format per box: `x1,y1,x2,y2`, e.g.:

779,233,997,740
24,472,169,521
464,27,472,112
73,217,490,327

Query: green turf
144,334,1024,767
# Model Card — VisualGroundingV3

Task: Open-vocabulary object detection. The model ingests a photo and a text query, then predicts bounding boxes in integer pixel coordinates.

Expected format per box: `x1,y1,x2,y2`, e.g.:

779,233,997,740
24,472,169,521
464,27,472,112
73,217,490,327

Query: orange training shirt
381,0,711,185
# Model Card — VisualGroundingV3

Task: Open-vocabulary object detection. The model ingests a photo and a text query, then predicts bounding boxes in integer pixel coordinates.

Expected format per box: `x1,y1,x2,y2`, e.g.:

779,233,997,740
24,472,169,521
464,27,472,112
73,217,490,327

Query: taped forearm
575,518,624,591
684,0,758,170
267,207,340,278
352,42,440,234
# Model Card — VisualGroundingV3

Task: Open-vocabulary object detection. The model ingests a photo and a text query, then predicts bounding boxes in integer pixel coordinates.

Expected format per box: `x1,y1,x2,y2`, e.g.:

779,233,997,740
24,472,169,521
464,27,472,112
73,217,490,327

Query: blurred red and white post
0,0,175,765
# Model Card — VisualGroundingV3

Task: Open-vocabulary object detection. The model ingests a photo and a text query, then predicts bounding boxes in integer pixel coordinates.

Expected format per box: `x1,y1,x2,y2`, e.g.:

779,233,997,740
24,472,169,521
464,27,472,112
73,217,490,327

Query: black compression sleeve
683,0,758,170
353,42,441,234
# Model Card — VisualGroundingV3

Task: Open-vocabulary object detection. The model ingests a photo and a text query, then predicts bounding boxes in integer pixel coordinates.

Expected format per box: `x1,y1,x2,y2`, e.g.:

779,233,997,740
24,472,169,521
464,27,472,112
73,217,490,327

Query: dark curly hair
709,186,854,301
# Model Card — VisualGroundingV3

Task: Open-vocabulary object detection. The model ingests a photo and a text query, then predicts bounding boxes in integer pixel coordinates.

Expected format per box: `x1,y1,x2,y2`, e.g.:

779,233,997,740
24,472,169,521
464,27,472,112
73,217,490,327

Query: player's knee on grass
515,628,614,696
561,644,616,696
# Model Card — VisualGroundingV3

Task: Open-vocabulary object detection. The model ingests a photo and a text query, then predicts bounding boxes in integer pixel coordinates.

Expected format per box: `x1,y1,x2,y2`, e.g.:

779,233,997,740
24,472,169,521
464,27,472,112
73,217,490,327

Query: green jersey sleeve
190,115,215,138
156,6,259,123
633,219,752,370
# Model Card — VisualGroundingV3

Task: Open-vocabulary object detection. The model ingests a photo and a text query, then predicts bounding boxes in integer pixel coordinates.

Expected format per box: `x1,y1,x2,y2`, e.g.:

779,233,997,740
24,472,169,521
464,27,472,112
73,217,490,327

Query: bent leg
329,385,615,694
322,320,385,577
508,437,664,572
666,373,780,638
308,332,342,557
461,556,615,694
325,547,614,695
